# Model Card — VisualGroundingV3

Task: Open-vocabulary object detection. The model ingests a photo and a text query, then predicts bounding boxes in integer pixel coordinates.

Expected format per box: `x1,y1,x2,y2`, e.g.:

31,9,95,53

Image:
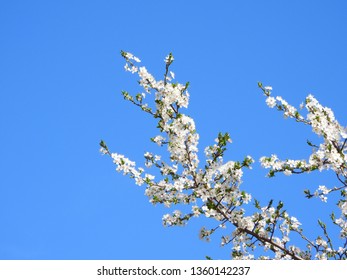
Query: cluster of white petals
259,83,347,259
100,56,347,260
260,87,346,181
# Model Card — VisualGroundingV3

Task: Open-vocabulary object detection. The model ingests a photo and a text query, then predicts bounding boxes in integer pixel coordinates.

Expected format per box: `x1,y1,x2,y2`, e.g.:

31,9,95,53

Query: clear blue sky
1,1,346,260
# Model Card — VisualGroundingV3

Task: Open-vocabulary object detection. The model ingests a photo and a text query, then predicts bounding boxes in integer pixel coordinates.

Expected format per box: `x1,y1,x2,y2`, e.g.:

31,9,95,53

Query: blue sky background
1,1,347,259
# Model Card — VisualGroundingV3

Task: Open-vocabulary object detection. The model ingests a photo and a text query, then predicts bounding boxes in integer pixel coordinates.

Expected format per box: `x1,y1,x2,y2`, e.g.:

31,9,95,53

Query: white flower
99,147,108,155
192,206,201,217
154,155,161,161
152,135,165,146
202,206,217,217
145,174,155,181
318,185,329,195
135,177,144,186
290,217,301,230
283,169,292,176
144,152,153,158
165,53,174,64
265,96,276,108
123,52,141,62
315,237,327,247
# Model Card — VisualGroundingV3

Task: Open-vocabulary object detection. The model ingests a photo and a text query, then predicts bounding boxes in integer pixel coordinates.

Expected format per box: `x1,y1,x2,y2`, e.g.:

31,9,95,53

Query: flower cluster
259,84,347,181
259,84,346,180
100,54,347,259
259,83,347,259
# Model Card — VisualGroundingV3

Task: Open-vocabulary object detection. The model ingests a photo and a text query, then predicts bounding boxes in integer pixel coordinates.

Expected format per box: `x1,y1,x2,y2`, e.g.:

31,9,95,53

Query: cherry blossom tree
100,51,347,260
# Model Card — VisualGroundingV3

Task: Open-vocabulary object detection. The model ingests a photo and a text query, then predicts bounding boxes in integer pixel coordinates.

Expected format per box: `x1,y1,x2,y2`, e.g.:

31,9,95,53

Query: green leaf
99,140,108,150
120,50,127,58
135,93,143,102
303,189,312,199
330,212,336,222
206,200,216,210
267,199,273,209
318,219,326,229
276,201,284,210
254,199,261,209
307,139,318,148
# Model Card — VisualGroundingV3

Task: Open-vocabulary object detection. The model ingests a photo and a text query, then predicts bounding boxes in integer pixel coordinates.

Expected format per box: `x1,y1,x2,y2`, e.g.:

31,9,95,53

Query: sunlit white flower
283,169,292,176
265,96,276,108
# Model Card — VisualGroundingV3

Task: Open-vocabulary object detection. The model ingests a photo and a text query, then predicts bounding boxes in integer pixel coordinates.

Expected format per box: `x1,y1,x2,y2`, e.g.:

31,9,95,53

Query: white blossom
265,96,276,108
103,53,347,260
